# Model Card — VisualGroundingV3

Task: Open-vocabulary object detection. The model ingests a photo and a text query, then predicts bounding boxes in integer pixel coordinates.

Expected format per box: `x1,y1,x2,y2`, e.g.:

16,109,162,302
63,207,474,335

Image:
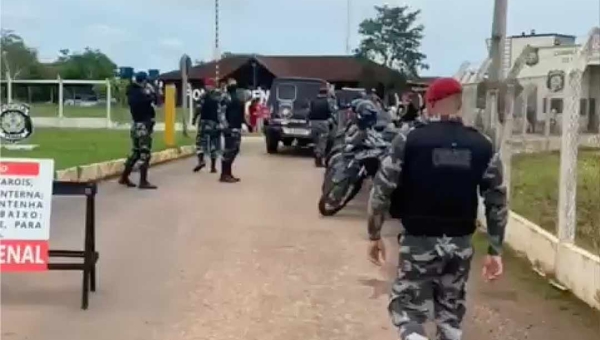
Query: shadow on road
271,147,314,158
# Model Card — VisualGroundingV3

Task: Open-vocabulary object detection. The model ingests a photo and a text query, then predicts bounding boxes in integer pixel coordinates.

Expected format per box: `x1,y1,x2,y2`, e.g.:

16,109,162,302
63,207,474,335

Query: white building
456,27,600,134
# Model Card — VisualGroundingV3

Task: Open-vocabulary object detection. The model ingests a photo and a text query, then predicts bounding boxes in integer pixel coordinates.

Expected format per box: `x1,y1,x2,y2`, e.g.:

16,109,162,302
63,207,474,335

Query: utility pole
345,0,351,54
486,0,508,147
214,0,220,85
488,0,508,83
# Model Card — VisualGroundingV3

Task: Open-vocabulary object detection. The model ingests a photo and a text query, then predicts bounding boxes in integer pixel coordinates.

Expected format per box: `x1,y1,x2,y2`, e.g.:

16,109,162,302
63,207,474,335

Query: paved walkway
1,139,599,340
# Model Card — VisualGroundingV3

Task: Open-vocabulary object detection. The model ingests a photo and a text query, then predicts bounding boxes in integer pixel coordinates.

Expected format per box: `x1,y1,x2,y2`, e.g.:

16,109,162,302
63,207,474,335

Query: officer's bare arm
479,152,508,256
367,133,408,240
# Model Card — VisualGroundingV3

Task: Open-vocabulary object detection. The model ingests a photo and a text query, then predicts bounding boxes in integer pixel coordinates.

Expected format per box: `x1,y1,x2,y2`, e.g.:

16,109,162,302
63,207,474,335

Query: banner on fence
0,158,54,272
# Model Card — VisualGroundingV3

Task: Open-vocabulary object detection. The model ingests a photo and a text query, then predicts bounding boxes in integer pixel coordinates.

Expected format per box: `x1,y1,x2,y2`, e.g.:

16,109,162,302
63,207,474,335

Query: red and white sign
0,158,54,272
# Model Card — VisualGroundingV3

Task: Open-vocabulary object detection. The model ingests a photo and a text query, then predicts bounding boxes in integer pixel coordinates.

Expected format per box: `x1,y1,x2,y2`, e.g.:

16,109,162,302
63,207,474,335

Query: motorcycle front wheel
318,177,363,216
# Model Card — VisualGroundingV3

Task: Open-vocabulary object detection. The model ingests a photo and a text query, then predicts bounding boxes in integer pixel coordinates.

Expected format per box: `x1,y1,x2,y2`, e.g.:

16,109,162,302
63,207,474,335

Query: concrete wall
493,140,600,310
504,212,600,310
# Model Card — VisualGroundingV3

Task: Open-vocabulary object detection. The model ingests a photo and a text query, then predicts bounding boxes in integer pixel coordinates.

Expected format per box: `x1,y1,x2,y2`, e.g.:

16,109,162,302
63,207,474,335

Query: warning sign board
0,158,54,272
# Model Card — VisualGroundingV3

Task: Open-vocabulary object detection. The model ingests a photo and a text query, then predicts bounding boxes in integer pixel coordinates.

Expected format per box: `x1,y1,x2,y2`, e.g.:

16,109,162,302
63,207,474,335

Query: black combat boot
314,156,324,168
229,162,240,182
210,157,217,173
193,153,206,172
219,161,239,183
138,166,157,190
118,161,136,187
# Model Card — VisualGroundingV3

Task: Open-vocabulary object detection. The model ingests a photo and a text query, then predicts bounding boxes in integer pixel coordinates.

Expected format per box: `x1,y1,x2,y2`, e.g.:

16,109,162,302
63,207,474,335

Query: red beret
204,78,216,87
426,77,463,103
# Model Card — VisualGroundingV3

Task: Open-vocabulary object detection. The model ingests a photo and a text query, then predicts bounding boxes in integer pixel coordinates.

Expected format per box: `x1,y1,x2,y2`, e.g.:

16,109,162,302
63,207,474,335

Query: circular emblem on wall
546,70,565,93
592,32,600,51
0,103,34,143
525,48,540,66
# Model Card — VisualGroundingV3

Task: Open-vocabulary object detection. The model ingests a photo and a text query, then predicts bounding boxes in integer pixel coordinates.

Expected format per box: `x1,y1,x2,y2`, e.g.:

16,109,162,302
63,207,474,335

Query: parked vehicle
64,94,100,107
263,77,328,153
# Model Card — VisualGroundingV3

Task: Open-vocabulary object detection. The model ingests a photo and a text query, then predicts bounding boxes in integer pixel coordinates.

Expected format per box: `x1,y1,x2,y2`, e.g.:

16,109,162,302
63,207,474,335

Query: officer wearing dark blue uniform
119,72,157,189
220,79,245,183
309,86,337,167
368,78,508,340
193,79,223,173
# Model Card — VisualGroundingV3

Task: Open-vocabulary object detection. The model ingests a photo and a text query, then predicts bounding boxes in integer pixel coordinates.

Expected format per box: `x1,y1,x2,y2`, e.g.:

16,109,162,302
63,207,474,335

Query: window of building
590,98,596,116
550,98,563,113
580,99,588,116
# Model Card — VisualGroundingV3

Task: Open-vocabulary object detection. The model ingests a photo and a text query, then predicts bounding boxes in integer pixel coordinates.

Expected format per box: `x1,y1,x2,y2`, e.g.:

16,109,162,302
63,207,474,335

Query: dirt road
1,138,598,340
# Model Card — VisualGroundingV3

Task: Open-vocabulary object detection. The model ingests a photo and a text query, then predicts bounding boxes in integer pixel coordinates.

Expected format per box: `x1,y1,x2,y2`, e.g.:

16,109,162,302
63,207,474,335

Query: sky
1,0,599,77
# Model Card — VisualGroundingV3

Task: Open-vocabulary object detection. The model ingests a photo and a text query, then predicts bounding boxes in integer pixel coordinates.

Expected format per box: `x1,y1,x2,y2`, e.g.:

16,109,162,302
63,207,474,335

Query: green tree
0,29,45,79
355,5,428,77
57,48,117,80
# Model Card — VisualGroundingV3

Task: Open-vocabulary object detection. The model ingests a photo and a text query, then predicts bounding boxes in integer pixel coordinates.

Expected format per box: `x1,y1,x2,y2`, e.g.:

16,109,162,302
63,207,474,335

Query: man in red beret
367,77,508,340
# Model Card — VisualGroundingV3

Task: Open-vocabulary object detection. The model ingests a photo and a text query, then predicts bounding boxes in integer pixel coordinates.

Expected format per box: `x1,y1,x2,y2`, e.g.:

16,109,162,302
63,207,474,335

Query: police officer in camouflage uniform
367,78,508,340
119,71,158,190
193,79,223,173
309,86,337,167
220,79,245,183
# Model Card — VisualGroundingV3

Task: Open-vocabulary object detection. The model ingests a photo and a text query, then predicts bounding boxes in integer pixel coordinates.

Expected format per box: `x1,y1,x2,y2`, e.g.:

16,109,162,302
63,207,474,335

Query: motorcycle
318,128,390,216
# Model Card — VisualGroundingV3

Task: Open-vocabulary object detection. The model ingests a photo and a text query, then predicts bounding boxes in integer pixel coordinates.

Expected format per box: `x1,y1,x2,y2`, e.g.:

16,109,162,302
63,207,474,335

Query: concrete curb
55,145,196,182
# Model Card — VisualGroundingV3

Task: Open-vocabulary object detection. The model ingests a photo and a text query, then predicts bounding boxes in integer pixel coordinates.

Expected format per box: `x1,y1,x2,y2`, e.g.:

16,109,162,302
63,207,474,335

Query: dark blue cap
135,71,148,83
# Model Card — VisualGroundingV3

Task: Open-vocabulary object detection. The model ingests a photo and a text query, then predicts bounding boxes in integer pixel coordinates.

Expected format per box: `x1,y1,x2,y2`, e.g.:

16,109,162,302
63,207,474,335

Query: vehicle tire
318,178,362,217
282,138,294,147
266,134,279,154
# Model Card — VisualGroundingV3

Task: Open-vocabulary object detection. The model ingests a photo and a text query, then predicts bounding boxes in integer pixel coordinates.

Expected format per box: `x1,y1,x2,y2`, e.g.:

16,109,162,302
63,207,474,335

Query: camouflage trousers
222,128,241,163
389,235,473,340
196,120,222,160
311,120,330,158
125,122,154,169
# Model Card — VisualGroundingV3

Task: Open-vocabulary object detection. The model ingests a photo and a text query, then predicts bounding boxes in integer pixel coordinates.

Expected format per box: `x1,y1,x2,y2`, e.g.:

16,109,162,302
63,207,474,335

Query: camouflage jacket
367,120,508,255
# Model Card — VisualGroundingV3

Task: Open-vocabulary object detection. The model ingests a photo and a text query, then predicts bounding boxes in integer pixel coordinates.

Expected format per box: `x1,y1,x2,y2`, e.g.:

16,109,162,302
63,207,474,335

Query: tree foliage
1,29,123,103
56,48,117,80
0,29,49,79
355,5,428,77
0,30,117,81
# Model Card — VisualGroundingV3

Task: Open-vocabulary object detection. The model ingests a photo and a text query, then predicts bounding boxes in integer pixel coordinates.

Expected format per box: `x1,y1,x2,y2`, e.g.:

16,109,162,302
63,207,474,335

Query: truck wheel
266,134,279,154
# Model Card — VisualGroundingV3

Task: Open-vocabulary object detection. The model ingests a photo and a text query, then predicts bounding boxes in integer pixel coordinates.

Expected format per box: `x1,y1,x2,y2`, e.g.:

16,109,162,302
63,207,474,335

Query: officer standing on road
192,78,222,173
119,71,158,190
367,77,508,340
309,85,337,168
219,78,245,183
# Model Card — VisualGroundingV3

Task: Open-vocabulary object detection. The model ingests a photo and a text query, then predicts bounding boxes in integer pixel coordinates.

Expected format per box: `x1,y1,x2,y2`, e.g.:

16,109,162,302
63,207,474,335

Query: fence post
6,73,13,103
58,76,64,119
520,87,529,138
557,70,582,244
106,79,112,128
501,84,515,200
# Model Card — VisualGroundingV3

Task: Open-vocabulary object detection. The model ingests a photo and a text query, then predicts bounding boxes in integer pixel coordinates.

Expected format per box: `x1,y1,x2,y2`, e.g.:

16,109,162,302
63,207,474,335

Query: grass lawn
0,128,194,170
511,148,600,252
28,103,189,123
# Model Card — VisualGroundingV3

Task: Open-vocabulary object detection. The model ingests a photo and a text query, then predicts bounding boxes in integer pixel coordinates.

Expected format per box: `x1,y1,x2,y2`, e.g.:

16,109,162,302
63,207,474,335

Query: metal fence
462,55,600,255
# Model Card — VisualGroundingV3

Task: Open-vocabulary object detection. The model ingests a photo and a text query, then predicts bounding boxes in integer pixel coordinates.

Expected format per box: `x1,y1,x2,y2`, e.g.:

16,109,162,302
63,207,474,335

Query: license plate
283,127,310,136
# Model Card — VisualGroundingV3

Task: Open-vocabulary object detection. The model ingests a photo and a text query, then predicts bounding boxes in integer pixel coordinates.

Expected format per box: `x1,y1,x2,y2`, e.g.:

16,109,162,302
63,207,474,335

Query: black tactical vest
389,121,494,237
309,97,332,121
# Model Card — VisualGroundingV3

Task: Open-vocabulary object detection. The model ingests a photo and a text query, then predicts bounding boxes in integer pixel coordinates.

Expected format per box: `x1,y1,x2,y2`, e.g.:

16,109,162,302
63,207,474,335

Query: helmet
355,100,379,130
134,71,148,83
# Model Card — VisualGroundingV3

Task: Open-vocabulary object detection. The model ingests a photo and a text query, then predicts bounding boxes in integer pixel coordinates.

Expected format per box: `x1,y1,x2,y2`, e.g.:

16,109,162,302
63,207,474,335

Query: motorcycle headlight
281,107,292,118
